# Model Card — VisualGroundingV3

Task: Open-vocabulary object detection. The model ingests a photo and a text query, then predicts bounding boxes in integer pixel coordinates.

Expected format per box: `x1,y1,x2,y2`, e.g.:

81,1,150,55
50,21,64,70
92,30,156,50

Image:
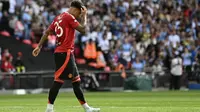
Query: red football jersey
48,12,80,53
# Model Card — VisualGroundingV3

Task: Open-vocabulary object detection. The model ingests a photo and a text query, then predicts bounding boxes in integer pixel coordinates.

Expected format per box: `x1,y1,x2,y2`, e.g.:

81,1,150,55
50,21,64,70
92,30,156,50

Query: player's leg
72,79,87,107
72,78,100,112
46,81,63,112
48,81,63,104
45,52,68,112
71,55,100,112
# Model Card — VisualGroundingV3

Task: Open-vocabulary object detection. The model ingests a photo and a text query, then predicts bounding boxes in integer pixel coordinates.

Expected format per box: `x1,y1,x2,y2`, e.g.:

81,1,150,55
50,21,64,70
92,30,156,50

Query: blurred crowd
0,47,25,73
77,0,200,75
1,0,200,75
0,47,25,89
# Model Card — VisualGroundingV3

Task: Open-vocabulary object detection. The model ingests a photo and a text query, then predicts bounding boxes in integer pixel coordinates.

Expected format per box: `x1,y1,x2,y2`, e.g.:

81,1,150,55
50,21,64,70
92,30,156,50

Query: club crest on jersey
68,74,73,79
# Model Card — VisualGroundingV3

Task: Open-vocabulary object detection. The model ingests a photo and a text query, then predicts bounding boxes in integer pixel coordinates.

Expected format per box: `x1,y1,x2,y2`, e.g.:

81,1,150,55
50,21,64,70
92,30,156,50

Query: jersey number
54,20,63,38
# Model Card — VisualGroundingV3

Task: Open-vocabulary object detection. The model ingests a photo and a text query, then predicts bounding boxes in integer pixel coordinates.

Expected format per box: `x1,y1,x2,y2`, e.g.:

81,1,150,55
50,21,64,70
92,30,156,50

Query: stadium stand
1,0,200,90
0,35,55,71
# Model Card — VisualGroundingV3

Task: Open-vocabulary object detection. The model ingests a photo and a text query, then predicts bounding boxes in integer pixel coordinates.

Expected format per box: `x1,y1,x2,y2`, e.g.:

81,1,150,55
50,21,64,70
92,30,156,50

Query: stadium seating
0,35,55,71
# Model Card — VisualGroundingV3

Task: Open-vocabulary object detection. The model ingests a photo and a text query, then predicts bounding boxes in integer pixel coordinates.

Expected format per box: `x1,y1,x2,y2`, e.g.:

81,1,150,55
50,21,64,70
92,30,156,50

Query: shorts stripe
72,76,81,83
54,50,71,82
72,78,81,83
54,78,65,83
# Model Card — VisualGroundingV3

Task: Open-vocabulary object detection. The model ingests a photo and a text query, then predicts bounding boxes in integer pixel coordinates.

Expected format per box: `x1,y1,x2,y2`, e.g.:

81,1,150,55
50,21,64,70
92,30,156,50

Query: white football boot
45,108,54,112
85,107,100,112
45,104,54,112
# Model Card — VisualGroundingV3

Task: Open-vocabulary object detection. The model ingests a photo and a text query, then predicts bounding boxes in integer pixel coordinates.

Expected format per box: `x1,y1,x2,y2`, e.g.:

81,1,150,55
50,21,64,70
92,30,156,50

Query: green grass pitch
0,91,200,112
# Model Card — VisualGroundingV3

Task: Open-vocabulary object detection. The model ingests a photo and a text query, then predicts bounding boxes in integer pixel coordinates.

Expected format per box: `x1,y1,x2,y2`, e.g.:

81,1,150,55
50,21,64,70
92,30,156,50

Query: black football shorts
54,50,80,83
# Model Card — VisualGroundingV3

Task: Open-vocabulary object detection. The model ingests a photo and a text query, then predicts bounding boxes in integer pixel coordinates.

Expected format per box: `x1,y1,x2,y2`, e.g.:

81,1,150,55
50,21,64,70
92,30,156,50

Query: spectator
84,39,97,61
9,0,16,14
152,59,165,88
1,56,15,72
177,42,184,54
109,49,118,69
21,9,32,40
158,27,168,42
15,0,24,9
195,49,200,65
1,0,9,13
182,47,192,79
115,61,126,79
98,32,110,64
0,11,14,35
136,42,146,55
88,48,106,69
132,57,145,75
14,52,26,73
0,51,15,89
9,15,18,35
148,50,156,65
191,45,197,64
122,38,132,63
2,49,13,62
168,29,180,48
170,51,183,90
193,49,200,77
14,17,24,40
152,60,164,77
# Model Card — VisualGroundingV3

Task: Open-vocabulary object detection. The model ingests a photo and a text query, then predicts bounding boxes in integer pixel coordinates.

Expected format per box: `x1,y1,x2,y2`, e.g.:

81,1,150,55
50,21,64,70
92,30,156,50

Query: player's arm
38,29,52,48
32,29,52,57
75,7,87,34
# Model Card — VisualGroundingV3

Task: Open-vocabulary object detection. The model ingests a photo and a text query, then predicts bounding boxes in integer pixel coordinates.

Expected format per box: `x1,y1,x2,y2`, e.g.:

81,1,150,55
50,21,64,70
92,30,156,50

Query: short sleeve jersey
48,12,80,53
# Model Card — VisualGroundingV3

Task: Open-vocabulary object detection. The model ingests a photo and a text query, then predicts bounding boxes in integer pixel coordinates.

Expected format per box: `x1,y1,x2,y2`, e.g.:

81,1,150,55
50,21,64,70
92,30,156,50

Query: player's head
70,0,84,18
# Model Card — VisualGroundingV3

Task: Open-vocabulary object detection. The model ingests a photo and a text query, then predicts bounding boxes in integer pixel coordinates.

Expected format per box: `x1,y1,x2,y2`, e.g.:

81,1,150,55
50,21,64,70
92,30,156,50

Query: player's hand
32,46,41,57
81,6,87,16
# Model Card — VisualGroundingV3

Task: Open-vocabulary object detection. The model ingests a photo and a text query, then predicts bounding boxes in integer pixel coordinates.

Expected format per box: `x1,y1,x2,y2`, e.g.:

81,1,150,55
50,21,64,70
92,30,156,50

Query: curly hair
70,0,84,10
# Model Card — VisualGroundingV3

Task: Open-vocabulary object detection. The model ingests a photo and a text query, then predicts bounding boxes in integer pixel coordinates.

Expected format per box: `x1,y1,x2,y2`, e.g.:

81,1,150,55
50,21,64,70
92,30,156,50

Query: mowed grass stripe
0,91,200,112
